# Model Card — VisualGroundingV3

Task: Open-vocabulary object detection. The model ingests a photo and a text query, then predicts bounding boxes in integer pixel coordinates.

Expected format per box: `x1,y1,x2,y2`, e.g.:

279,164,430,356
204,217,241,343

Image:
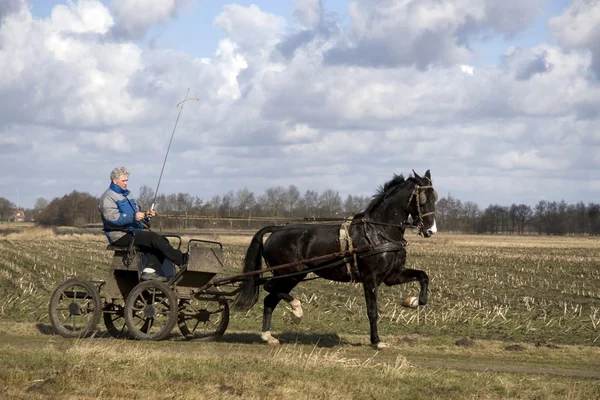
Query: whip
150,89,198,210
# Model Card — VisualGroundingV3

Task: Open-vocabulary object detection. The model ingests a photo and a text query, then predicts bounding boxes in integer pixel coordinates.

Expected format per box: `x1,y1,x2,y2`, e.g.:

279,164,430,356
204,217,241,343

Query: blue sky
3,0,600,210
29,0,351,58
28,0,569,65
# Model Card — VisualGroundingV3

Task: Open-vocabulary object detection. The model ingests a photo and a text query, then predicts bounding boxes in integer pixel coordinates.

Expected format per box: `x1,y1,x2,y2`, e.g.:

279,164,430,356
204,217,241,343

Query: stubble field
1,223,599,399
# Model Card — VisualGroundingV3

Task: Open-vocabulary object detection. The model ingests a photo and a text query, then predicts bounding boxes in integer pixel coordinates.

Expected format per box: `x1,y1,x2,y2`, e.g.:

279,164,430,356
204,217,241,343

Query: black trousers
112,231,185,271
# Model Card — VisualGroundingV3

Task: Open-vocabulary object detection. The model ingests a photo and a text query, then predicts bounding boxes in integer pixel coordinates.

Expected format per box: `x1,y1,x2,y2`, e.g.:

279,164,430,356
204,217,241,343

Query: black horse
234,170,437,348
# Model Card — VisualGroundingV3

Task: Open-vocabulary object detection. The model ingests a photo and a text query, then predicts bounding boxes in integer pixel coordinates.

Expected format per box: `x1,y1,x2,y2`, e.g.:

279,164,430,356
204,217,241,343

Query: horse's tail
233,225,277,311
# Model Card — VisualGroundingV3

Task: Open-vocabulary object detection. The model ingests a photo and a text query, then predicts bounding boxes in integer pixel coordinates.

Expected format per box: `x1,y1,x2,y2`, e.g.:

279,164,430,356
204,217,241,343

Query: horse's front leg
363,278,387,349
384,268,429,306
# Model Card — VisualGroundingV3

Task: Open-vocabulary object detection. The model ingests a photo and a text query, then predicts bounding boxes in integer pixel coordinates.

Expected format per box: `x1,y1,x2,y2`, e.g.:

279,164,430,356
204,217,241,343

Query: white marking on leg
375,342,389,350
290,298,303,323
261,331,280,345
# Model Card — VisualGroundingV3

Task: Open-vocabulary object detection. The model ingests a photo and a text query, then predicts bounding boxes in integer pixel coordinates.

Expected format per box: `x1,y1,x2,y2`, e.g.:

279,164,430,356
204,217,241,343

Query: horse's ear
412,169,421,180
425,170,431,181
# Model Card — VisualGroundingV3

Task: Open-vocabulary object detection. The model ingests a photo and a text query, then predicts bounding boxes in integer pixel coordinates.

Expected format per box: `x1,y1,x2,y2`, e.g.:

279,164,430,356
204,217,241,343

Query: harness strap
339,220,360,281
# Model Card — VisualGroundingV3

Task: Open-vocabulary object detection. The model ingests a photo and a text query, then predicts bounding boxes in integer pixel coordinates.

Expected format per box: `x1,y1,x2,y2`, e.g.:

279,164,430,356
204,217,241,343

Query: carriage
49,236,235,341
49,170,438,348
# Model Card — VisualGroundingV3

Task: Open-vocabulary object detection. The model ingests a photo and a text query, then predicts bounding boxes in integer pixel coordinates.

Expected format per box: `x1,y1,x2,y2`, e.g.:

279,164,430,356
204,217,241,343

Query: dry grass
1,227,600,398
1,322,599,399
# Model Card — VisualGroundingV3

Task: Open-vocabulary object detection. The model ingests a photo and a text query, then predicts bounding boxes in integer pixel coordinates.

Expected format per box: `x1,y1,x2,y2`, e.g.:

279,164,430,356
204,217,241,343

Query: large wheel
103,302,133,339
49,278,102,338
178,297,230,341
124,280,178,341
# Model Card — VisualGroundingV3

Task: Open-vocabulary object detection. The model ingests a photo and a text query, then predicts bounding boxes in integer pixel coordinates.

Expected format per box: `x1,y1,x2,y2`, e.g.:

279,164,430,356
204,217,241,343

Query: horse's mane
360,174,410,216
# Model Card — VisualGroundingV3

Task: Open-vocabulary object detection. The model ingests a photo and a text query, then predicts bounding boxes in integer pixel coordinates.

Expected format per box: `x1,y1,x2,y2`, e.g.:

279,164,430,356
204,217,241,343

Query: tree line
2,188,600,235
437,194,600,235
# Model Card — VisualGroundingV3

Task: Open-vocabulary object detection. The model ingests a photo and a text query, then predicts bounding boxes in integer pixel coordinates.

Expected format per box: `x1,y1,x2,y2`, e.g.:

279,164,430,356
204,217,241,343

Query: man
98,166,187,281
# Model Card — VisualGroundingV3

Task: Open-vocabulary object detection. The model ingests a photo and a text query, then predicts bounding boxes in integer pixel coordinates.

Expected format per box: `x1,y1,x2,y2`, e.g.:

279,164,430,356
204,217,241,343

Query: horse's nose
427,219,437,236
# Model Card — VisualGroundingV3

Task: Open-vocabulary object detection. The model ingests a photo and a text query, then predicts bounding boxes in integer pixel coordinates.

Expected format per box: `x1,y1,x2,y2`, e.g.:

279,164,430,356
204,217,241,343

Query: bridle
406,178,437,234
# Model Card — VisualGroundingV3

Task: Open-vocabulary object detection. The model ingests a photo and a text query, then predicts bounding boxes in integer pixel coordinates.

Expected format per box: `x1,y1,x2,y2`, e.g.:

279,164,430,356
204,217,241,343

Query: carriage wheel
124,280,178,341
103,302,134,339
49,278,102,338
178,297,230,341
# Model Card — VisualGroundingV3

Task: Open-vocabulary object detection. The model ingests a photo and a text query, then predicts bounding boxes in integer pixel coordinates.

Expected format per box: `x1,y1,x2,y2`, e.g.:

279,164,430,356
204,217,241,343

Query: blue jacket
98,182,148,243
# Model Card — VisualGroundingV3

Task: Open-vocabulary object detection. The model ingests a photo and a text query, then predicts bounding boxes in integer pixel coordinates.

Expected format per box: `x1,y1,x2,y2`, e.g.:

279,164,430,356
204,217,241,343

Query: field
1,224,600,399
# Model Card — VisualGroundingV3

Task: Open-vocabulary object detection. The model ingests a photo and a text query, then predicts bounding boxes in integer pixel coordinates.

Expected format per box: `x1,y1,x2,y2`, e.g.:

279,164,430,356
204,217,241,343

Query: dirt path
3,324,599,380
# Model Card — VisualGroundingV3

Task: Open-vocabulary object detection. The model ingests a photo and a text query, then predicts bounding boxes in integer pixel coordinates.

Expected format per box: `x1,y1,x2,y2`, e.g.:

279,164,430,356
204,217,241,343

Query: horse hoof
290,299,304,323
261,331,280,346
374,342,389,350
402,296,419,308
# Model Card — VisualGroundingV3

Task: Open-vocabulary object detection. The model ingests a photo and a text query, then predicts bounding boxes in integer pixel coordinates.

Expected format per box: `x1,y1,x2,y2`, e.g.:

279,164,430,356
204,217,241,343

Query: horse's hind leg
384,268,429,305
261,277,303,345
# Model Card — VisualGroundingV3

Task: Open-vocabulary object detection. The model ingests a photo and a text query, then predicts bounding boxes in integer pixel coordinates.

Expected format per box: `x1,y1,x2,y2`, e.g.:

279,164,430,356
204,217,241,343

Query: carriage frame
48,235,239,341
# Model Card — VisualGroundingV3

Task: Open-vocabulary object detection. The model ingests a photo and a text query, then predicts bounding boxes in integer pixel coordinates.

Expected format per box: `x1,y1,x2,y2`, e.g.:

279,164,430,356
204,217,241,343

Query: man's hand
145,209,157,218
135,212,146,221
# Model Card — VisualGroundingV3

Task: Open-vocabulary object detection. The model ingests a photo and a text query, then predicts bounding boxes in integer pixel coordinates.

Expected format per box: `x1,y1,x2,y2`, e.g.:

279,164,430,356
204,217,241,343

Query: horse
234,170,437,349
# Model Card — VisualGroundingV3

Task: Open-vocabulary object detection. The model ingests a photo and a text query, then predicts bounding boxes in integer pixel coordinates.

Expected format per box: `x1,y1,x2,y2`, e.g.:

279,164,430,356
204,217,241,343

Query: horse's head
361,170,438,238
408,169,437,237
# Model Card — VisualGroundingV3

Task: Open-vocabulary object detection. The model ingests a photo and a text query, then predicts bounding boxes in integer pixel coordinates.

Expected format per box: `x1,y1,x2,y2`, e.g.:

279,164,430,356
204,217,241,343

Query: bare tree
573,201,587,235
344,194,369,216
461,201,481,233
220,190,235,217
588,202,600,235
34,198,49,210
235,188,256,217
208,195,222,217
302,190,319,217
514,204,532,234
319,189,342,217
285,185,301,216
534,200,547,234
263,186,286,217
137,185,154,210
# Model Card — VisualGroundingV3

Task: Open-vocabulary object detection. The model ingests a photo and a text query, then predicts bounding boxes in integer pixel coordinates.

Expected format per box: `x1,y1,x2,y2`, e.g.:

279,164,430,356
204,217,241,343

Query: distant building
11,210,25,222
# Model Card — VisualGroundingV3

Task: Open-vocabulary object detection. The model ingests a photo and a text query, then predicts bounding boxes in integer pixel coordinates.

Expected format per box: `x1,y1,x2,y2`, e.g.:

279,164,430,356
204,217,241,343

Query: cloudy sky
1,0,599,210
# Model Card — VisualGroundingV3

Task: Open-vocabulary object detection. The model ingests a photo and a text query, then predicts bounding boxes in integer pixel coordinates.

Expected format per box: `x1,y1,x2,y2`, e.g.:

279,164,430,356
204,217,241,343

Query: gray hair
110,166,130,180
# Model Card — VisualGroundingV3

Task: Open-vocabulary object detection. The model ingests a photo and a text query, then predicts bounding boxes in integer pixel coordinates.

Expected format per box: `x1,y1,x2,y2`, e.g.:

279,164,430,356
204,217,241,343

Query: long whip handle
151,89,198,210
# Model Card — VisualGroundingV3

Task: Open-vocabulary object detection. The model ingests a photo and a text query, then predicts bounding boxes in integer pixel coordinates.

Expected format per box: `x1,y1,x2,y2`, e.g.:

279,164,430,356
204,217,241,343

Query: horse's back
263,224,341,266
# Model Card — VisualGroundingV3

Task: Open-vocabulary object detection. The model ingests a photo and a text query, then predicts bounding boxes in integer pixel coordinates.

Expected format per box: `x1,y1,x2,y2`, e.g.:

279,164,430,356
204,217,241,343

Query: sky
1,0,599,211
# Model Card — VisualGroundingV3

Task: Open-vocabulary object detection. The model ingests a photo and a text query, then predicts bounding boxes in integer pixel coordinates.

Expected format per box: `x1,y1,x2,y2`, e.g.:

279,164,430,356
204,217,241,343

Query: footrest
106,245,140,251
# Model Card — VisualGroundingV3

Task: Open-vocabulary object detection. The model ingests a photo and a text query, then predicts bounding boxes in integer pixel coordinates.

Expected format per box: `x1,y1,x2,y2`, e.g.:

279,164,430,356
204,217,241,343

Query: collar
109,182,130,197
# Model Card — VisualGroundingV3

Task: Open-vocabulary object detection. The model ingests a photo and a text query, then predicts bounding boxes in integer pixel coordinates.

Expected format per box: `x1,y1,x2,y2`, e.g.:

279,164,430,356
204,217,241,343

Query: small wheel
178,297,229,341
124,280,178,341
103,302,133,339
49,278,102,338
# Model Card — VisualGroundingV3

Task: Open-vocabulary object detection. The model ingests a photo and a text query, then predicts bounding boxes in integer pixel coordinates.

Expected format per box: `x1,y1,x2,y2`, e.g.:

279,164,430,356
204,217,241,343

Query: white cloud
550,0,600,77
214,4,285,52
51,0,114,34
293,0,323,29
1,0,600,210
459,64,474,75
109,0,190,39
323,0,546,69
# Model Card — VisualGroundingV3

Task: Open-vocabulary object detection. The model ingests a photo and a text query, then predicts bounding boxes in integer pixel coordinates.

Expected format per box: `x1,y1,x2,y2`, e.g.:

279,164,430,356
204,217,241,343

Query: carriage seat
106,244,142,272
